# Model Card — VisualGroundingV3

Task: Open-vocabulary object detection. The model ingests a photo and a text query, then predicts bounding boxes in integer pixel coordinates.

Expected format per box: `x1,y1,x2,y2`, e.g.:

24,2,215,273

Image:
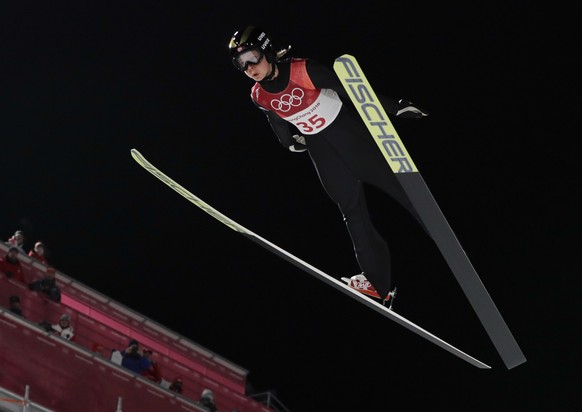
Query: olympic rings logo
270,88,304,112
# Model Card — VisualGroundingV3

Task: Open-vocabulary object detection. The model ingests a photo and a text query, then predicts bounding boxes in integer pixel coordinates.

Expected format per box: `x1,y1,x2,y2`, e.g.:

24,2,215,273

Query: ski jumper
251,58,423,297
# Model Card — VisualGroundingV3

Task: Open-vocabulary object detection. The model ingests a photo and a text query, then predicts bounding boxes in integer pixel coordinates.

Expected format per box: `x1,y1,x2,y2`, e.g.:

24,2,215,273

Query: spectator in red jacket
0,247,24,282
29,241,49,265
141,348,162,383
91,342,106,357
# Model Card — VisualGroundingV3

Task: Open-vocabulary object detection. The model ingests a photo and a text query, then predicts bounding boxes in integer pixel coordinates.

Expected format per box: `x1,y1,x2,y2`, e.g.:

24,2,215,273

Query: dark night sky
3,2,579,411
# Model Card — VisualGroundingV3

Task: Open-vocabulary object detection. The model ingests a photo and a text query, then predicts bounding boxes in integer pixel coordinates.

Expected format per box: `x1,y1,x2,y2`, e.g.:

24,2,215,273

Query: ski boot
341,273,397,310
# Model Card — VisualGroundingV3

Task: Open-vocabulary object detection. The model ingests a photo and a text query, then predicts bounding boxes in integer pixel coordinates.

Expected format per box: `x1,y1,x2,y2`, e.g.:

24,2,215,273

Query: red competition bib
251,59,342,135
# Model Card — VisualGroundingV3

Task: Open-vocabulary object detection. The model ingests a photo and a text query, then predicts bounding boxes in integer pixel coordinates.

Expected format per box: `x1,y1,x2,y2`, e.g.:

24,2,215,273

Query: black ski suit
252,57,423,298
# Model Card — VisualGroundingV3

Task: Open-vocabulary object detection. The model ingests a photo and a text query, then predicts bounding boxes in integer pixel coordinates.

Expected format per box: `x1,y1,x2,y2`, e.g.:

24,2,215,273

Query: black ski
131,149,491,369
334,54,526,369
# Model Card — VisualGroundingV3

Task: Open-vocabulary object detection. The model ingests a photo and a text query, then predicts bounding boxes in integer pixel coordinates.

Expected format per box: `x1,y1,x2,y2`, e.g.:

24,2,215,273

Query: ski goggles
233,48,264,71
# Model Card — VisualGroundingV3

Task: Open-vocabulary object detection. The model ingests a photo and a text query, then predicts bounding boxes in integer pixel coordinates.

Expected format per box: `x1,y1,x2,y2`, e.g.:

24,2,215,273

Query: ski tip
130,148,142,161
335,53,355,60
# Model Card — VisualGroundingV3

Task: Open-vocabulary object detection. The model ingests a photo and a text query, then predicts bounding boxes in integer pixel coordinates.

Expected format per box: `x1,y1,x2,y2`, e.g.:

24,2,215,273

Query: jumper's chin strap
261,62,277,82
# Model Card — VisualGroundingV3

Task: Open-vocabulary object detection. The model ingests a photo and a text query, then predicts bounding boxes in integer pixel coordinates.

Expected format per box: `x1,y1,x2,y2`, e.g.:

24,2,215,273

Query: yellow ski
334,54,525,369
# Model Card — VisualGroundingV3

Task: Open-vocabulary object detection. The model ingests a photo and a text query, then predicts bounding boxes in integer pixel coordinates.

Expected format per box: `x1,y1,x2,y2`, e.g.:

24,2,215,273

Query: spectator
51,313,75,340
7,230,25,254
199,388,218,412
91,342,106,357
28,267,61,303
0,246,24,282
110,349,123,365
169,377,184,394
29,241,49,265
141,348,162,383
121,339,151,374
9,295,23,316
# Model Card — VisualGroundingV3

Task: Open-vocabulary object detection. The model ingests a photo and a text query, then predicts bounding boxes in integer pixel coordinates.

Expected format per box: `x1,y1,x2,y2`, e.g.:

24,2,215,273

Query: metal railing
248,391,291,412
0,385,54,412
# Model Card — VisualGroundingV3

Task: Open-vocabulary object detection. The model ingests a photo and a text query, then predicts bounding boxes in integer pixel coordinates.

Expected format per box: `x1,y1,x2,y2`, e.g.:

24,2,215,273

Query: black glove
289,134,307,153
395,99,429,118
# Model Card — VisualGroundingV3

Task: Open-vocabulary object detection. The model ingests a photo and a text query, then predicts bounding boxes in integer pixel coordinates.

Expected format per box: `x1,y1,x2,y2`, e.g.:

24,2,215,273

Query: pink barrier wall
0,242,274,412
0,310,206,412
